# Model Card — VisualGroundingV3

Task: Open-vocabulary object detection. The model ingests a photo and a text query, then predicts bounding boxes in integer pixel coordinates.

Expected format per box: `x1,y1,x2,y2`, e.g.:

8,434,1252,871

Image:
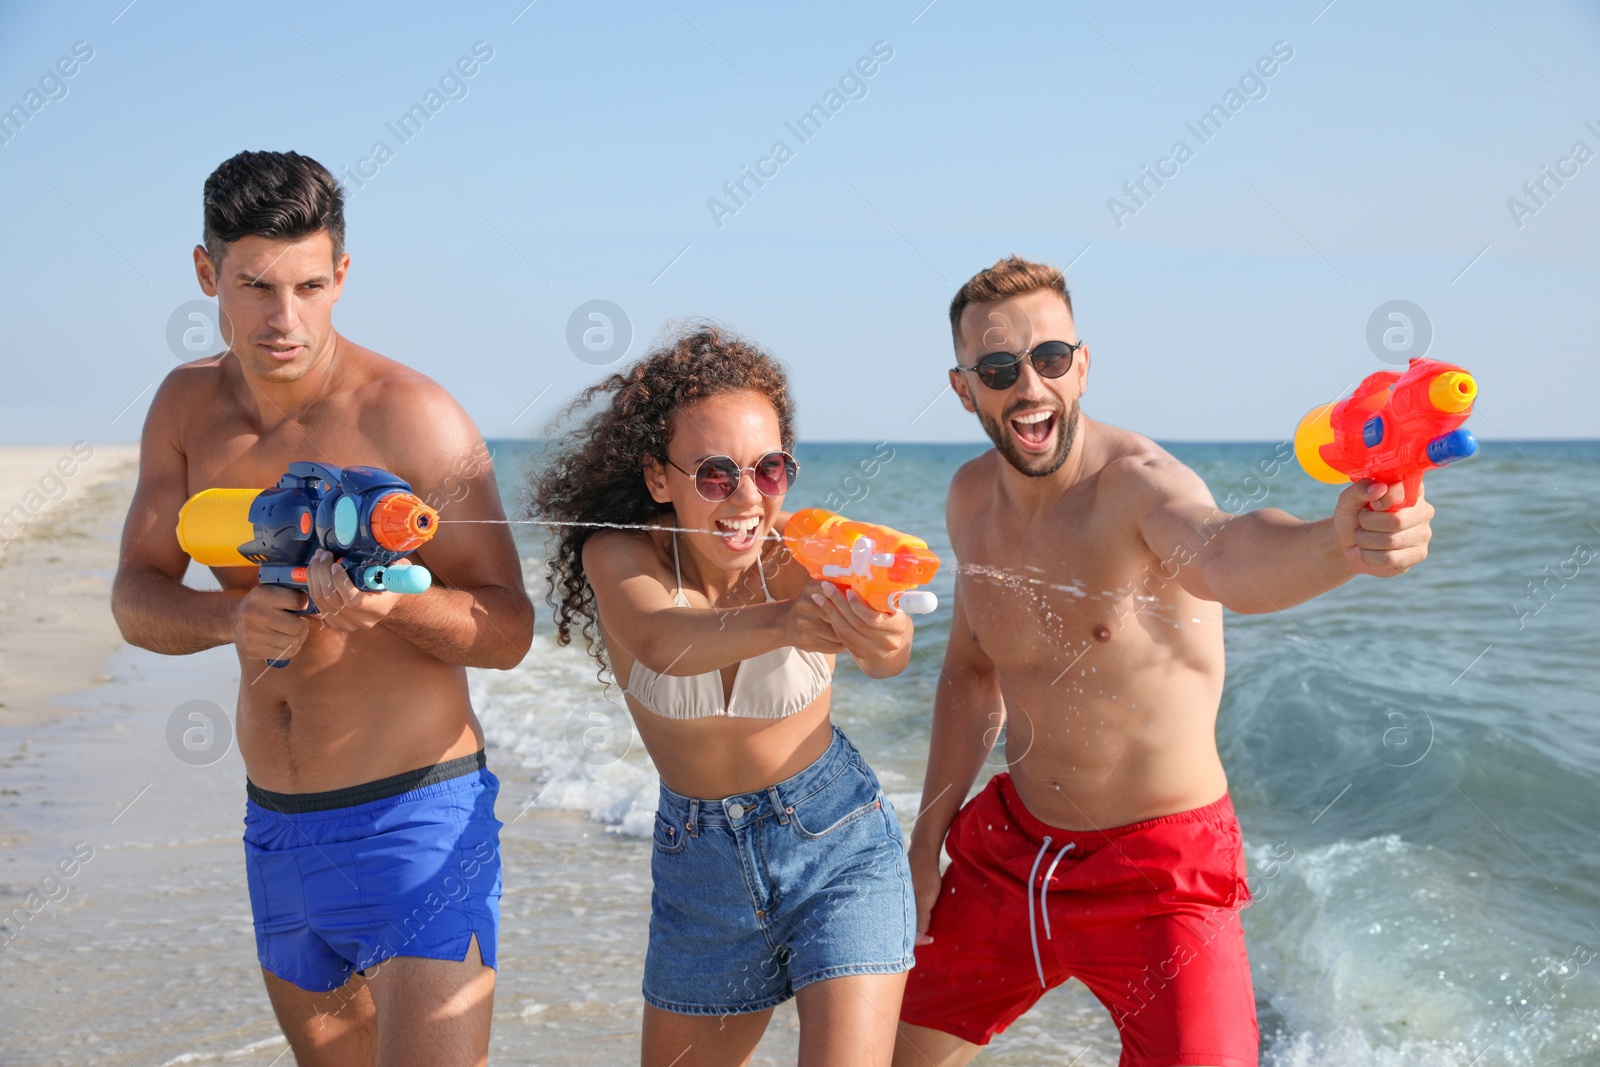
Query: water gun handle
1352,460,1426,513
259,572,319,669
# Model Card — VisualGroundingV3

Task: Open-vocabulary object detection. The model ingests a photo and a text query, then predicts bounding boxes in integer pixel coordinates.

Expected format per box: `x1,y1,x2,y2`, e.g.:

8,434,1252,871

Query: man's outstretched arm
1127,453,1435,615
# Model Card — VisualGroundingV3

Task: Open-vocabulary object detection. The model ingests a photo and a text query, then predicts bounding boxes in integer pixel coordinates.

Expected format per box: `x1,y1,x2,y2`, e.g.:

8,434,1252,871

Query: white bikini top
622,531,833,720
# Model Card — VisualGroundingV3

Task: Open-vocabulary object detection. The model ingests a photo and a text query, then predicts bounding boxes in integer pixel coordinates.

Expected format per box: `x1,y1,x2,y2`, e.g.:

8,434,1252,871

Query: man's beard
978,397,1080,478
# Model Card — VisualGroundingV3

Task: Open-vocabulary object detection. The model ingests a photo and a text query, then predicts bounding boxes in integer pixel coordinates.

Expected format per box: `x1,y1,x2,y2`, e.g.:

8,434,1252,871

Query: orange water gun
1294,357,1479,510
783,508,941,614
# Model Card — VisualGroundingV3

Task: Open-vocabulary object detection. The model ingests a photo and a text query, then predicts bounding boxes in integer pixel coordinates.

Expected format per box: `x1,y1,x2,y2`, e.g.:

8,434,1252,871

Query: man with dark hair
112,150,532,1067
892,256,1436,1066
202,149,347,264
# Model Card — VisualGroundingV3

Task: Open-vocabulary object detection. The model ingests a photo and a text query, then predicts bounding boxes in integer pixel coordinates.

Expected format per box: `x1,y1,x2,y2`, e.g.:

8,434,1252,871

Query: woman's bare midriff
625,691,837,800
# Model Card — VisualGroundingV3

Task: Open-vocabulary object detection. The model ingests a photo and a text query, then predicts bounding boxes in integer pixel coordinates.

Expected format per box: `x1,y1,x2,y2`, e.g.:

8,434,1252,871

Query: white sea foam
156,1035,287,1066
1245,836,1596,1066
471,629,660,837
1264,1030,1490,1067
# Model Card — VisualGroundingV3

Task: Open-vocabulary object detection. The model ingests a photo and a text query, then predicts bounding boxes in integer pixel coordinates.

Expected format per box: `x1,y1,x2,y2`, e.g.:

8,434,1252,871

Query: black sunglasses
664,450,800,502
952,340,1084,390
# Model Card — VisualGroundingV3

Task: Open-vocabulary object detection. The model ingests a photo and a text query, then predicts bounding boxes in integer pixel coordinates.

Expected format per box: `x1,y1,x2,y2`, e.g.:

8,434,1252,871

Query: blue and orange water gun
784,508,941,614
1294,358,1479,510
175,462,439,666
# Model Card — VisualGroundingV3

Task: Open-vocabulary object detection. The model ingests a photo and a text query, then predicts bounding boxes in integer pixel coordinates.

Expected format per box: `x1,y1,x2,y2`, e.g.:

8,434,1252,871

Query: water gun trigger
1393,470,1425,513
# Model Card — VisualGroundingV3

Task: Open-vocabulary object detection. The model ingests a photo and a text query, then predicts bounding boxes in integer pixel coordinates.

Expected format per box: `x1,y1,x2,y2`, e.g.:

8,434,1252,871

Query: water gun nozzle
1428,370,1477,414
372,492,441,552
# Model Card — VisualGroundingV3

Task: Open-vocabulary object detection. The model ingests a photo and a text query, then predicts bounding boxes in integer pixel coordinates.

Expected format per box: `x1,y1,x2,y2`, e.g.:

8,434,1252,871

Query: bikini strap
672,528,771,604
671,529,684,602
756,544,774,603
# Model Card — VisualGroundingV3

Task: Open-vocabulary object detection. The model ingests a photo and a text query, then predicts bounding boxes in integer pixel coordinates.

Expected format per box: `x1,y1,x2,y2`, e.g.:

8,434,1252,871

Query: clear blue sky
2,0,1596,444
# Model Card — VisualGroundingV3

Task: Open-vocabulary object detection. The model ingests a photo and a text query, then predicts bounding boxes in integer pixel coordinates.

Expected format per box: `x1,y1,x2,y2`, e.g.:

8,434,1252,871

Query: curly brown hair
529,323,797,676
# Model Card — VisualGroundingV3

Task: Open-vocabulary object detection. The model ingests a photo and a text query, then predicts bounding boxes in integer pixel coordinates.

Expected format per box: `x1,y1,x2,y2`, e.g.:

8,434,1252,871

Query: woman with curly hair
531,324,917,1066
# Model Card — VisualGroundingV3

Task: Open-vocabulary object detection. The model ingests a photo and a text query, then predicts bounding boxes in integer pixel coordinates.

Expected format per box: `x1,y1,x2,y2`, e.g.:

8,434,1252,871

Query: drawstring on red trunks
1026,836,1077,989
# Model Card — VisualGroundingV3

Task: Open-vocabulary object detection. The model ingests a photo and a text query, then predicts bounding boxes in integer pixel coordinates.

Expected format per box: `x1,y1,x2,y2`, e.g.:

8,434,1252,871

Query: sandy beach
0,443,141,734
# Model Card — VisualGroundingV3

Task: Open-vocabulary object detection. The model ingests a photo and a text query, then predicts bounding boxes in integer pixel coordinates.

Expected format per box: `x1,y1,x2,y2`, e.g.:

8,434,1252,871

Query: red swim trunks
899,773,1258,1067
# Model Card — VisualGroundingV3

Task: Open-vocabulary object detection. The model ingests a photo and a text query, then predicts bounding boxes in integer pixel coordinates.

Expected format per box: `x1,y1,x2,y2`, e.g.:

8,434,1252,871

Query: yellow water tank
175,488,260,567
1294,404,1347,485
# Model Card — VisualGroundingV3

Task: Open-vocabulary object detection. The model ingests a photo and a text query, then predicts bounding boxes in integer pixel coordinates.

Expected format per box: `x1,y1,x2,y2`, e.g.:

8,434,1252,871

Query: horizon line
6,436,1598,447
483,436,1600,446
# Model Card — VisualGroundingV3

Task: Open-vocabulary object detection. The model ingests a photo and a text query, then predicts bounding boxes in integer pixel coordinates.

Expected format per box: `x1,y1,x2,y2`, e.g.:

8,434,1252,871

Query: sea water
475,438,1600,1066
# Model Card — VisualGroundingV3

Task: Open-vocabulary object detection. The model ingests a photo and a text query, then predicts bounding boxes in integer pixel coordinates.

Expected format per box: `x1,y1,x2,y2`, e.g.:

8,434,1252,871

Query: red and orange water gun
783,508,941,614
1294,357,1479,509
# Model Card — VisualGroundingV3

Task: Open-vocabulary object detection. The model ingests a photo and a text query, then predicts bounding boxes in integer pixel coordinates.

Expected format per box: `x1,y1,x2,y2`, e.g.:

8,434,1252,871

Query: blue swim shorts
243,750,502,992
643,725,916,1015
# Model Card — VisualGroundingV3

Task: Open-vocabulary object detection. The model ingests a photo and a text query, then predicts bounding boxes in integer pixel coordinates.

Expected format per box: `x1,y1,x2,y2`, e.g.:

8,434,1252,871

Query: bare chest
954,508,1158,674
181,407,395,499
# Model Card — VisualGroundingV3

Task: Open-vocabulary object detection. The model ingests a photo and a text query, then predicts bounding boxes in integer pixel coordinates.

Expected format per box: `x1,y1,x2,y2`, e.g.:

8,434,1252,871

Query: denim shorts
643,725,916,1016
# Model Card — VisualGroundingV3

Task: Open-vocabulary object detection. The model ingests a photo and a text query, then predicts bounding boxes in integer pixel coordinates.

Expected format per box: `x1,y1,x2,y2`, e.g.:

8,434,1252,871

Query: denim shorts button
728,802,746,819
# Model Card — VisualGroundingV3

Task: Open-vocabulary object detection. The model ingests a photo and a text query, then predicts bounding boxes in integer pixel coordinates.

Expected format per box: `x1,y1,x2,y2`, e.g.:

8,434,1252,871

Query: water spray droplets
439,516,784,540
